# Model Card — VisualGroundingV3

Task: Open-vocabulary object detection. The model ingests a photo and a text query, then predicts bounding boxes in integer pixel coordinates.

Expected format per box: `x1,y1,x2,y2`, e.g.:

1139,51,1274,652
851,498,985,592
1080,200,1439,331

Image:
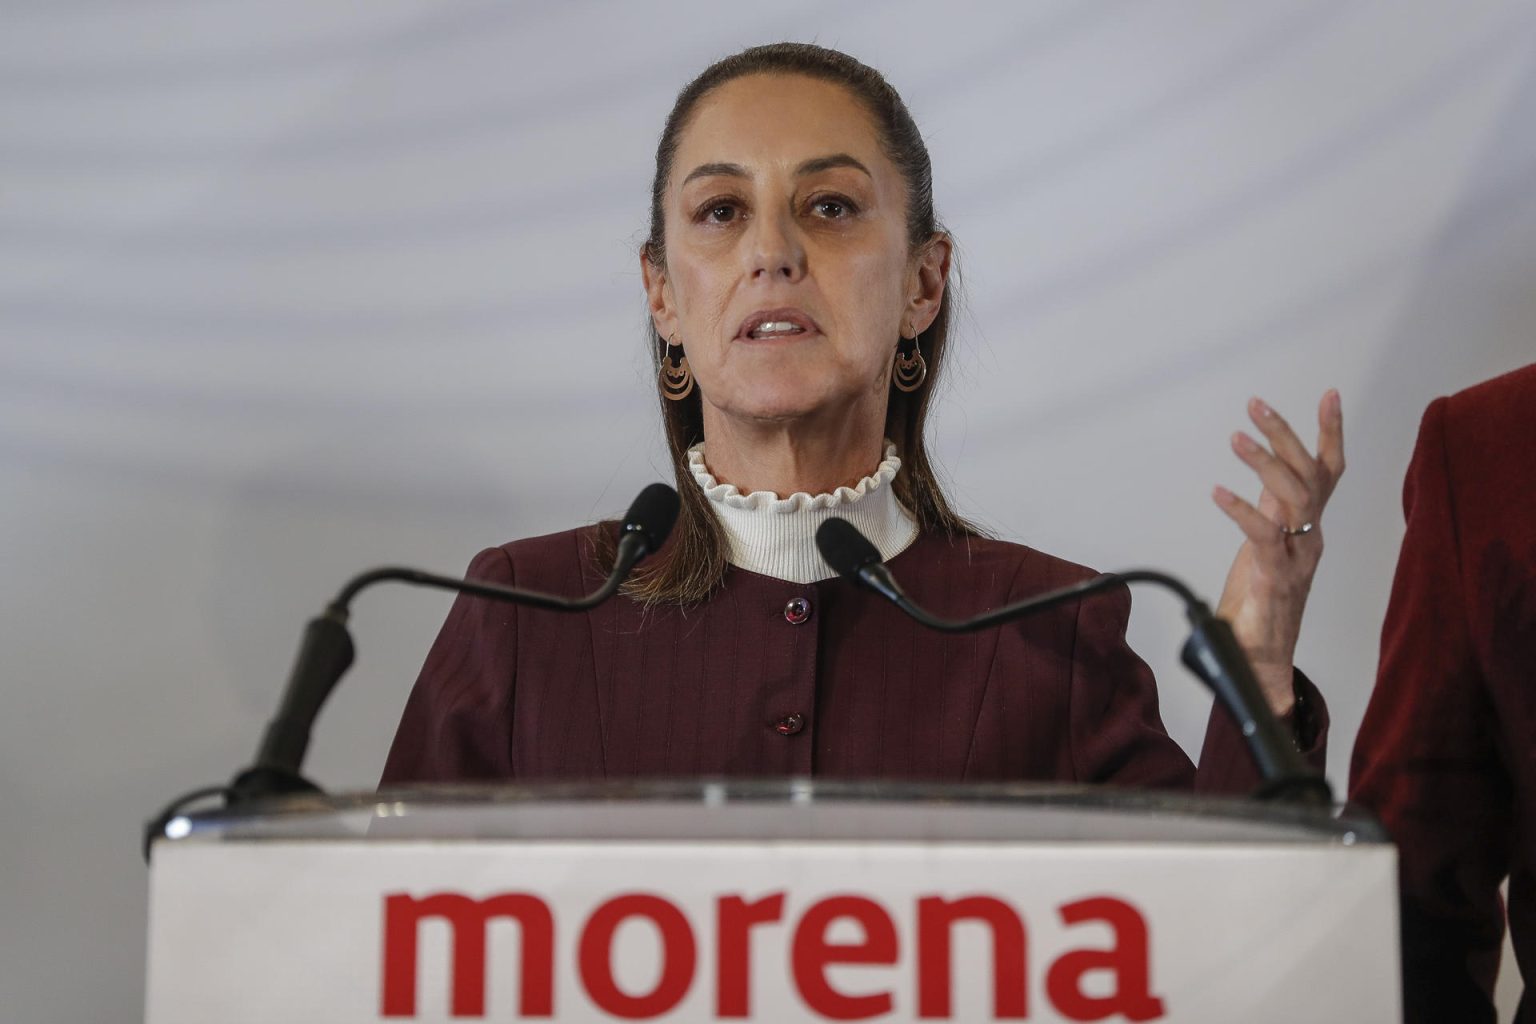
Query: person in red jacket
385,43,1343,791
1351,362,1536,1022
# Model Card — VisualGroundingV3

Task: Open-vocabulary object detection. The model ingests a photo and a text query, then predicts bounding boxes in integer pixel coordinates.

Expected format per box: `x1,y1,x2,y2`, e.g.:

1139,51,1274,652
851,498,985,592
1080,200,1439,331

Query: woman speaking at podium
382,44,1343,791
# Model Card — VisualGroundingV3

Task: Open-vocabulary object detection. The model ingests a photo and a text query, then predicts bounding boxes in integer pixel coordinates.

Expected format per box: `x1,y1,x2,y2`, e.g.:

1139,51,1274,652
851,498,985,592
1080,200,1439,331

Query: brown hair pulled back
606,42,978,604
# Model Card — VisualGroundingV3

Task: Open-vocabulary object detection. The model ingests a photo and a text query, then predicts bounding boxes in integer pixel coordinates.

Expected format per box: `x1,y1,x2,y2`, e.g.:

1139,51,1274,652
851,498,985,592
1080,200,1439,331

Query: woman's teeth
750,321,806,338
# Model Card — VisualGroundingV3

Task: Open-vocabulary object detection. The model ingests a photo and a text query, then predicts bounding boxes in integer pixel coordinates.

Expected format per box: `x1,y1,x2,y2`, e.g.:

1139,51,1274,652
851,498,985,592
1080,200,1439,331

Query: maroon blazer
1351,363,1536,1022
382,529,1324,792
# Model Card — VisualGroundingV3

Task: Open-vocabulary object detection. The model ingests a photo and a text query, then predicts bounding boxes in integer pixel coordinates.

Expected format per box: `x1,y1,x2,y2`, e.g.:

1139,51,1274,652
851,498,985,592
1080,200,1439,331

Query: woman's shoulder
1439,361,1536,455
498,522,609,558
898,530,1103,596
1420,362,1536,507
1445,360,1536,416
466,523,612,587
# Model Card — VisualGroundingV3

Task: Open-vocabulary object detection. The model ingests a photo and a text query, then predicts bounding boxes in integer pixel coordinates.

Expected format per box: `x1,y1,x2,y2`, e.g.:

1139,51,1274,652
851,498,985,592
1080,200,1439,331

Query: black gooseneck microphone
815,517,1331,803
145,484,678,860
225,483,681,805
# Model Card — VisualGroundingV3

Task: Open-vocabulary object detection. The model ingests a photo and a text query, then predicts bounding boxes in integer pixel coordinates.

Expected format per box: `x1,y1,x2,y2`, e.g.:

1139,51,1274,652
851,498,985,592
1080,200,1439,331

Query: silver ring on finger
1280,521,1315,536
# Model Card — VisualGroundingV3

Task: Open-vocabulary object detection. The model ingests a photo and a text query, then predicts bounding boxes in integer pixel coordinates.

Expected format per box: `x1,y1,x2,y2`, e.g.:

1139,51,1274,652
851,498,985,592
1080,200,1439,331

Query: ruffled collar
688,442,920,584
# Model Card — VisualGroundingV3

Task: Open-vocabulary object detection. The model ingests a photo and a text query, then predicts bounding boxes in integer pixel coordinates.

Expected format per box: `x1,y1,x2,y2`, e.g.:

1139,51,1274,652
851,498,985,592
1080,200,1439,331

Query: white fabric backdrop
2,1,1534,1019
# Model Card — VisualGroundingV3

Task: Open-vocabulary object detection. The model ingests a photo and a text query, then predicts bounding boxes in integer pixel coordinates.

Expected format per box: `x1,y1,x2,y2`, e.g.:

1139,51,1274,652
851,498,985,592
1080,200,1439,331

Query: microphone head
621,483,681,556
815,517,883,580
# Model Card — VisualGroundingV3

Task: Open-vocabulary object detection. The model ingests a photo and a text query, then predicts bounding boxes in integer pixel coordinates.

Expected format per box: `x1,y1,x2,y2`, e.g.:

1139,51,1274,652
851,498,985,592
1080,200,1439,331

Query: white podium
145,780,1399,1023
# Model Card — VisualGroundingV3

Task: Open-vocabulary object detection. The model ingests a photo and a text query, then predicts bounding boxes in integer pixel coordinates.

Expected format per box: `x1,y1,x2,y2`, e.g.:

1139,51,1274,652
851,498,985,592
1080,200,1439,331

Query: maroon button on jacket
381,530,1325,791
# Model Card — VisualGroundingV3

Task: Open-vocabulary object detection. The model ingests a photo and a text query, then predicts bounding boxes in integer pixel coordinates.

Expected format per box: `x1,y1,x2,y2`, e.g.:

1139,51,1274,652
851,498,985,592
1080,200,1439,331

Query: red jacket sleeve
1068,584,1327,793
1350,398,1512,1021
379,546,520,786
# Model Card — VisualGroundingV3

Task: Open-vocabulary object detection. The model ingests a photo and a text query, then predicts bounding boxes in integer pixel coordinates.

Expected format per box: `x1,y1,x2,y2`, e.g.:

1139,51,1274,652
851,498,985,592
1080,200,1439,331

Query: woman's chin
708,385,848,426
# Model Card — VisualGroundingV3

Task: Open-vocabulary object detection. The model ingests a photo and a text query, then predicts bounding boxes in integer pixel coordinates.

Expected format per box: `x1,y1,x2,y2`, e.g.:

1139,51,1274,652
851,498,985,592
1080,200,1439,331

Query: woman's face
644,74,947,428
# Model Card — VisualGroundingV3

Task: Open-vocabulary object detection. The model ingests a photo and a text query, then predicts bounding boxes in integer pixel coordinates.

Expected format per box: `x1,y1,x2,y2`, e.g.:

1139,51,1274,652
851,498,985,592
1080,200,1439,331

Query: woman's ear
907,233,952,334
641,250,678,341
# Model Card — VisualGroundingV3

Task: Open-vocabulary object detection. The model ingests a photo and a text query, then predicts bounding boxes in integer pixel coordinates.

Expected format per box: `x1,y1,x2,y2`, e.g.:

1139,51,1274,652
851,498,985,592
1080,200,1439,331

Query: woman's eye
811,196,855,219
703,203,739,223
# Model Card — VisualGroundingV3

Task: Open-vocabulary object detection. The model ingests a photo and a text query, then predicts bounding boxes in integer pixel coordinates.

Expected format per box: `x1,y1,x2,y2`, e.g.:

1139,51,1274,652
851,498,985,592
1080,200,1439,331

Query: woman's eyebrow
680,154,872,187
795,154,871,178
681,162,748,186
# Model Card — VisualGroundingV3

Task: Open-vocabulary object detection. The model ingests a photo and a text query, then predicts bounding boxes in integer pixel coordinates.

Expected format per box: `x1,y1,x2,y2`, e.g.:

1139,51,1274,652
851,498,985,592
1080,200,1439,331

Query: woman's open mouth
736,307,821,342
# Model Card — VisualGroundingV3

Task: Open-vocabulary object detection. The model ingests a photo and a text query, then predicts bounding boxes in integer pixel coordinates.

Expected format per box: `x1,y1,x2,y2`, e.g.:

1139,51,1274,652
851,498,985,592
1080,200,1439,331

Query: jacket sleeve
1069,581,1329,794
378,546,519,786
1350,398,1510,1022
1194,668,1329,794
1067,583,1195,789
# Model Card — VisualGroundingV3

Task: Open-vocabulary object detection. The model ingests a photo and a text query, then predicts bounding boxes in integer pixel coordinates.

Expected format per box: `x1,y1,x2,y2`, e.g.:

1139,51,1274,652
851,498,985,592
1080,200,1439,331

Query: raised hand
1212,391,1346,715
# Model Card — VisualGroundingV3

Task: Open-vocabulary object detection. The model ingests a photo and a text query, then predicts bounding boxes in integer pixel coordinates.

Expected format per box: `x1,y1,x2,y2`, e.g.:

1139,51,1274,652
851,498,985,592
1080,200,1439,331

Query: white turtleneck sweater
687,442,921,584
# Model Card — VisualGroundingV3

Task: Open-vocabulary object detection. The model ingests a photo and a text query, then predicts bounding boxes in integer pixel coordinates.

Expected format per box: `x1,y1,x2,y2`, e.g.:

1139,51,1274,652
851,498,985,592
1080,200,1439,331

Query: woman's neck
698,405,888,498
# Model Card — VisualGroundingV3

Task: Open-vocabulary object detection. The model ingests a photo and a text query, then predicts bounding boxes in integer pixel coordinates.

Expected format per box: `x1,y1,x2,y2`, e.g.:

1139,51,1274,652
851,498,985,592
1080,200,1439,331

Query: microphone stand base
227,765,323,806
1251,775,1334,804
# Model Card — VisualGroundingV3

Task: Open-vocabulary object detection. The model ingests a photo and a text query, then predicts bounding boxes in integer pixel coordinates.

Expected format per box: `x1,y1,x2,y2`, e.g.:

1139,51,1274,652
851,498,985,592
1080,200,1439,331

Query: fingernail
1214,485,1235,504
1328,389,1342,416
1253,397,1273,418
1234,432,1259,453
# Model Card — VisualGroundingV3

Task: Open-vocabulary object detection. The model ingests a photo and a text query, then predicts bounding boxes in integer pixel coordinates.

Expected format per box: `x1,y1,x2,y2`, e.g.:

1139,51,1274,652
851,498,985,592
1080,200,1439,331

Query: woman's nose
747,211,806,282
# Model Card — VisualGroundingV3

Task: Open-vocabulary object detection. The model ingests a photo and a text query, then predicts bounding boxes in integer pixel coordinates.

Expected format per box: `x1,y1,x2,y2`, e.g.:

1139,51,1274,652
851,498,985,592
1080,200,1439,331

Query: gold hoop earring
661,334,694,401
893,328,928,393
